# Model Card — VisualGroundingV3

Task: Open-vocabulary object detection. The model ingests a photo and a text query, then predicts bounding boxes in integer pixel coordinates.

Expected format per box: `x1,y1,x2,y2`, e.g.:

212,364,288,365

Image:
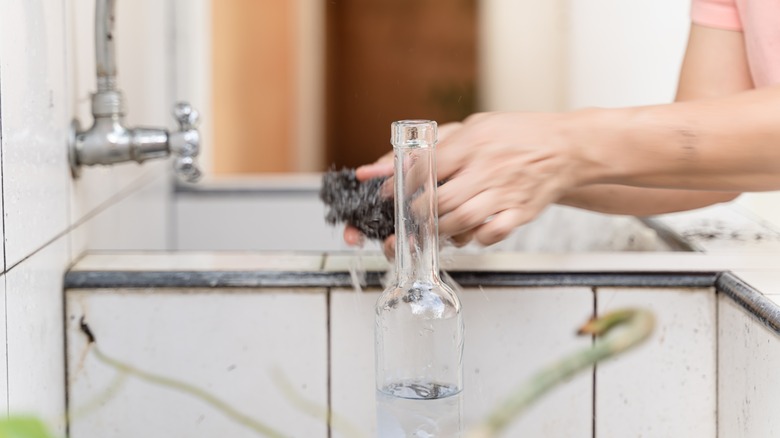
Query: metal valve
68,0,203,183
169,102,202,182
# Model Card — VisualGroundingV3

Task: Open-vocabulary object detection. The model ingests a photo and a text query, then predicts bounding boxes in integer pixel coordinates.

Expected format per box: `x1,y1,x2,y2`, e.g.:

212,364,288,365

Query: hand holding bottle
344,113,582,250
343,122,464,256
433,111,581,245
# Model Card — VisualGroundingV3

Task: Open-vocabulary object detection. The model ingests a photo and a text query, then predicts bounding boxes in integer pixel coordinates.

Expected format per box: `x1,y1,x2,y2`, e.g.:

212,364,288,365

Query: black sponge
320,169,395,241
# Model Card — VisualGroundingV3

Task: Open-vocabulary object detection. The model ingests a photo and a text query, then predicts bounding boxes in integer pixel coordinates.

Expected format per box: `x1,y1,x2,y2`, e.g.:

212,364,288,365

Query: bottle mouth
391,120,437,148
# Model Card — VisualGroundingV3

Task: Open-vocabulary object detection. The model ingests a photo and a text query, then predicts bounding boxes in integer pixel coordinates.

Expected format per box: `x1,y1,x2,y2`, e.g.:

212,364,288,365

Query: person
344,0,780,252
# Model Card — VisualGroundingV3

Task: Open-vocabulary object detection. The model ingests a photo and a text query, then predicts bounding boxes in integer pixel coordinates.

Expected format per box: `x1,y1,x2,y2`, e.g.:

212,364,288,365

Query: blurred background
188,0,690,173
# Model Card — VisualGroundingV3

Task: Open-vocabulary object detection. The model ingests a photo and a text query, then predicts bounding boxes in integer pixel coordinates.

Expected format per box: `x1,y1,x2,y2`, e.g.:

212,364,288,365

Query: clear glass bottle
375,120,464,437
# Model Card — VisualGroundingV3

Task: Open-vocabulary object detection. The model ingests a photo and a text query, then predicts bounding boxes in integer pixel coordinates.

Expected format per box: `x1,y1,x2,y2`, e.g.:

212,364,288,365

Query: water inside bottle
377,380,463,438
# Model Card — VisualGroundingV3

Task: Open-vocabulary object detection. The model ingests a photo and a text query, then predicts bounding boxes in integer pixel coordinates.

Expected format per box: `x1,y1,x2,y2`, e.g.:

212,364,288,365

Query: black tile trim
716,272,780,337
64,269,780,335
64,271,357,289
64,270,717,289
451,271,716,288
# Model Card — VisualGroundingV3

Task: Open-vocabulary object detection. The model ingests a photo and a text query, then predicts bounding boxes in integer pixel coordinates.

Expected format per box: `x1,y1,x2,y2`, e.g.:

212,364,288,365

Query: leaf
0,417,53,438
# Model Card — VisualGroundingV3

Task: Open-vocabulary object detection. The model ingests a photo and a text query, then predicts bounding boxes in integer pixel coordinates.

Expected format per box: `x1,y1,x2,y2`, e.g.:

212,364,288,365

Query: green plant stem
68,372,128,422
272,369,367,438
90,346,289,438
466,308,655,438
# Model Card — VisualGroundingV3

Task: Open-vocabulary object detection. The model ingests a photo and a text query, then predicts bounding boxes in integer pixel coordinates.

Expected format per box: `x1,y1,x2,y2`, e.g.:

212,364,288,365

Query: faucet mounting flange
68,120,82,179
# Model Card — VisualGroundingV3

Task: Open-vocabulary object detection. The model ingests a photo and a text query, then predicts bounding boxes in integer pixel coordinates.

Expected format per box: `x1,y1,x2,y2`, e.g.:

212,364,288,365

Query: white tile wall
0,0,177,429
595,287,717,438
0,0,71,268
330,287,594,437
6,236,69,436
57,275,780,436
0,275,7,415
68,0,172,226
66,288,329,438
330,288,381,437
718,295,780,438
461,287,593,437
71,172,170,258
174,191,356,251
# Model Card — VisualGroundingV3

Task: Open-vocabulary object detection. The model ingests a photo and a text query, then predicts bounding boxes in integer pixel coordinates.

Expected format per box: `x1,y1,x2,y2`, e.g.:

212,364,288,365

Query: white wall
565,0,690,109
478,0,568,112
479,0,690,111
480,1,780,231
0,0,175,433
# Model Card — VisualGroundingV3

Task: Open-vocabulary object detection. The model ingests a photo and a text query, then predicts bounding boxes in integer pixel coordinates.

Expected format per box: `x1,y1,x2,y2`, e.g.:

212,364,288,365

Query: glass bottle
375,120,464,437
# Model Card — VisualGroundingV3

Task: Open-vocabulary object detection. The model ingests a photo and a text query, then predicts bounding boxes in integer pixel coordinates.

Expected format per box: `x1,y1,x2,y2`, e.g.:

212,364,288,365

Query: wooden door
326,0,478,169
212,0,297,173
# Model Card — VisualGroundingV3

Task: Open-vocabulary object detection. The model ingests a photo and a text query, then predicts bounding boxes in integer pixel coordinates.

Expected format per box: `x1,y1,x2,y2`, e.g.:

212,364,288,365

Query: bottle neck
394,144,440,284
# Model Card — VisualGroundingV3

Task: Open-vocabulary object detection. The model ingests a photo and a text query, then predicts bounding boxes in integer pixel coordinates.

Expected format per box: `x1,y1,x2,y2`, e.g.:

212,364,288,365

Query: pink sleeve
691,0,743,31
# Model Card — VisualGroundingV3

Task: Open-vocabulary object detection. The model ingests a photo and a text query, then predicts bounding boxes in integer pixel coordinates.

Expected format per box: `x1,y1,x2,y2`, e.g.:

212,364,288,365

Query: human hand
435,112,583,245
343,122,464,257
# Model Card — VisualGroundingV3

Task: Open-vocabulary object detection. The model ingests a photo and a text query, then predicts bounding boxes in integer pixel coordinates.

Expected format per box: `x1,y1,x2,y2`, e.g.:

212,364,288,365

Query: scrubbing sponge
320,169,395,241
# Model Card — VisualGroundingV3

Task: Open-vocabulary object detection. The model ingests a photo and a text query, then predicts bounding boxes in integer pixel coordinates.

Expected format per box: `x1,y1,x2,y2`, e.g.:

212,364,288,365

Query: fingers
448,230,474,247
383,235,396,260
356,161,393,181
435,113,491,181
436,169,488,217
438,190,499,237
473,208,530,245
437,122,462,142
343,226,365,247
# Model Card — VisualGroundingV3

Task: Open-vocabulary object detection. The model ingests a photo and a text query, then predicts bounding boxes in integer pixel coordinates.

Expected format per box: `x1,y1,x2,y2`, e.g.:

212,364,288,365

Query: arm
557,185,738,216
579,84,780,191
557,23,752,215
435,25,774,244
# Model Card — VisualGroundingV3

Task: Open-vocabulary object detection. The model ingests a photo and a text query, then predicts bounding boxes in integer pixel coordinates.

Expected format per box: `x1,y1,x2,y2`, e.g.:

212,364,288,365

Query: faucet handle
170,101,202,182
173,156,202,182
174,102,200,130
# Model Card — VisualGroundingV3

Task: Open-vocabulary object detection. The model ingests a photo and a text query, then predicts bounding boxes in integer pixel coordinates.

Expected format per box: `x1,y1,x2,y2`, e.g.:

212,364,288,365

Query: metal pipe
96,0,117,92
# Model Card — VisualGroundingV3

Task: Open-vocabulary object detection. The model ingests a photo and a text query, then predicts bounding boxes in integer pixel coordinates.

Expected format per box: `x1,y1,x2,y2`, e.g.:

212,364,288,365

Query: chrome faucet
68,0,202,182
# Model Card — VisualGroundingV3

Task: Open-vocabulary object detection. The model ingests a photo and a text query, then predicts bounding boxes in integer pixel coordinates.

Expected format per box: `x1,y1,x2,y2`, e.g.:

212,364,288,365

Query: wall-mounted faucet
68,0,202,182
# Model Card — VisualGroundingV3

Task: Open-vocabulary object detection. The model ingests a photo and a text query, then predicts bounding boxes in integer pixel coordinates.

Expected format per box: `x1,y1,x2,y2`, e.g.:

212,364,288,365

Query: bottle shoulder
377,279,461,319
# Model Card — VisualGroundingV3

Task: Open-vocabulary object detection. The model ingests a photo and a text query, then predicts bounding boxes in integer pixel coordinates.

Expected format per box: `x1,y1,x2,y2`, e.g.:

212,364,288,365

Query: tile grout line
326,288,332,438
0,20,6,277
0,31,9,417
714,290,720,438
62,0,73,433
2,275,6,418
319,253,327,271
5,171,160,274
591,286,598,438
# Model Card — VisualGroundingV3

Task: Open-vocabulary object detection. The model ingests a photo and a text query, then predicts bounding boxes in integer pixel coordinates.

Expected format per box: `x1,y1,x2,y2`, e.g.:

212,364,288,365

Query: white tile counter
64,251,780,437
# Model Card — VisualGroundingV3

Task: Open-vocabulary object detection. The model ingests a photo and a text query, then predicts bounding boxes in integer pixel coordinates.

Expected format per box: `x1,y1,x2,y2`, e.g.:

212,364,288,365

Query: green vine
0,308,653,438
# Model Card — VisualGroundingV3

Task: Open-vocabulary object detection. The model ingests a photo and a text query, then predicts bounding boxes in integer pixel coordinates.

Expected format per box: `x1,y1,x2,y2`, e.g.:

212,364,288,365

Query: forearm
574,85,780,191
558,185,739,216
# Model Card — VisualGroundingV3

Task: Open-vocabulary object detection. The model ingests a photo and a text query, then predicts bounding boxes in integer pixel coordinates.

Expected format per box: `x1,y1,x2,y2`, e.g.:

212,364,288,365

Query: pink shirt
691,0,780,87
